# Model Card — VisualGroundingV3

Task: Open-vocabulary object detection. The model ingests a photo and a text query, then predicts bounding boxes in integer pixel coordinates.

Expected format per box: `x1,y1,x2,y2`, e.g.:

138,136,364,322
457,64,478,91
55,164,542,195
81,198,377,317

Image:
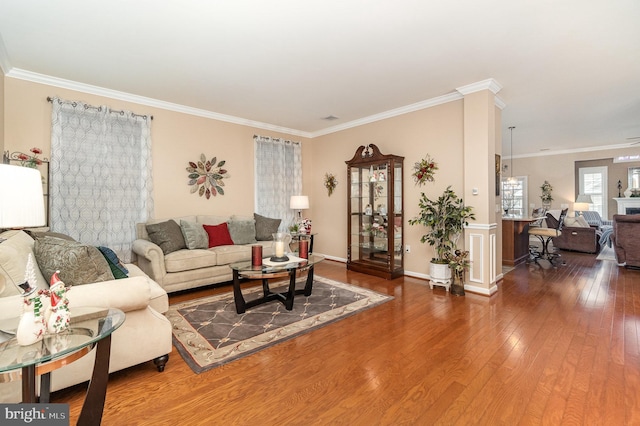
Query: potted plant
409,186,475,284
540,180,553,209
444,249,470,296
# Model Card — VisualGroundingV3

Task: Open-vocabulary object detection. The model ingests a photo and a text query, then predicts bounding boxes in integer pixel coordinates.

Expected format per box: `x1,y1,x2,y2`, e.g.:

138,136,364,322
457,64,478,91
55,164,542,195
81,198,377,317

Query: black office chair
528,208,568,266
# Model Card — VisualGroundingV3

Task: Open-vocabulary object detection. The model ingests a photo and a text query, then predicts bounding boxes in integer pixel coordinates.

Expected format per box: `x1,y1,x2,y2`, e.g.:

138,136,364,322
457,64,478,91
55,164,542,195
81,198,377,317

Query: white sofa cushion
212,244,252,265
164,248,218,273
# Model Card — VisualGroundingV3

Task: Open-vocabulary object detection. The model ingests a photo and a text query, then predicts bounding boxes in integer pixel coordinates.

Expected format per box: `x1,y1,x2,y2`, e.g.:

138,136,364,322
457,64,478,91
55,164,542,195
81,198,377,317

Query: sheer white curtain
49,97,153,262
254,135,302,230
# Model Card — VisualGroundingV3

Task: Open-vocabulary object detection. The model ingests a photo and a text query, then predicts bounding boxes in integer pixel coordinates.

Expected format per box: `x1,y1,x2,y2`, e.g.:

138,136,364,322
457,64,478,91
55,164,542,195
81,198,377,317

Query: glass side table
290,233,316,253
0,307,125,426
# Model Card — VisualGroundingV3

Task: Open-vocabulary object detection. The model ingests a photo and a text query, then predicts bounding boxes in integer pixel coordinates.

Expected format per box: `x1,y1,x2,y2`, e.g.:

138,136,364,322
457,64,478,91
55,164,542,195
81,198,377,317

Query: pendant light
506,126,517,185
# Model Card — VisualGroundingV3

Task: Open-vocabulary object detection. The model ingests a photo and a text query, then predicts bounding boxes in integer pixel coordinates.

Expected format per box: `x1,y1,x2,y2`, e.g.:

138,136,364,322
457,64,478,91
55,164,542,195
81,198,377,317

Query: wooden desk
502,217,537,266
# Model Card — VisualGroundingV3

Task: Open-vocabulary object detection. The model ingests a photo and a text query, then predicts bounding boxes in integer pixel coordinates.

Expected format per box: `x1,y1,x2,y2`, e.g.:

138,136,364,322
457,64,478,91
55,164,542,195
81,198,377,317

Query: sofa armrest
132,239,167,285
0,276,155,322
67,277,152,313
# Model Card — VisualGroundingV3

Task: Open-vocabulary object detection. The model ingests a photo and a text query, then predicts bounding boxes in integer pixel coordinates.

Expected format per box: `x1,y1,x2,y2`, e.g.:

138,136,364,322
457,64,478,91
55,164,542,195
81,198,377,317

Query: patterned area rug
167,275,392,374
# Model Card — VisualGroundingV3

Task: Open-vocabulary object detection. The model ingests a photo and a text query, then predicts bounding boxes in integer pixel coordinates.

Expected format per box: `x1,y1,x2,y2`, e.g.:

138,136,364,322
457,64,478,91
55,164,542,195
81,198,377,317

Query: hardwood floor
53,253,640,425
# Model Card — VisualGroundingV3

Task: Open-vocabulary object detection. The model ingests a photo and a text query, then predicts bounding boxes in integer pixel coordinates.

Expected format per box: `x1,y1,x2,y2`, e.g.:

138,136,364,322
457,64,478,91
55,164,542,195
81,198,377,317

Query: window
50,98,153,262
254,135,302,230
579,166,607,217
501,176,528,216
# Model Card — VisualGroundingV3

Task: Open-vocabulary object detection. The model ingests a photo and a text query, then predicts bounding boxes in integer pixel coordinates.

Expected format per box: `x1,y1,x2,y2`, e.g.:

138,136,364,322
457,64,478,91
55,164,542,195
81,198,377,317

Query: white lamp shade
290,195,309,210
0,164,45,228
573,202,590,212
575,194,593,204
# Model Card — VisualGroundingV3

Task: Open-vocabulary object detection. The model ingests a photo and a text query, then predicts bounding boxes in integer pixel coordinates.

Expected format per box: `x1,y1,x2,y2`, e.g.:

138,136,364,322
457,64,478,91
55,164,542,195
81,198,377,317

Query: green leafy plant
408,186,475,262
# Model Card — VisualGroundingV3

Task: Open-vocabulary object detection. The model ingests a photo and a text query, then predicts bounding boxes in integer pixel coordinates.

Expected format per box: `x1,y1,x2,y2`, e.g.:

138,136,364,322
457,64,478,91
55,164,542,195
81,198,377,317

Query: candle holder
270,232,291,262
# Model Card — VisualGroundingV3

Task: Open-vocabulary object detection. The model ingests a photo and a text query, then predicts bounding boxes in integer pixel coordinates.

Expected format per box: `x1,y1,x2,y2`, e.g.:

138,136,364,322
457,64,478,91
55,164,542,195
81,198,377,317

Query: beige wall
10,73,636,282
4,76,498,278
311,101,466,274
509,148,640,220
3,77,312,220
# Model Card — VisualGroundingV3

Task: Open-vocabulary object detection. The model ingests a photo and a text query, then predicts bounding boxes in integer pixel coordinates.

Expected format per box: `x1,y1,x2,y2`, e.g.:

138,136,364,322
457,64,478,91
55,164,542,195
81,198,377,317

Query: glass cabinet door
346,144,403,279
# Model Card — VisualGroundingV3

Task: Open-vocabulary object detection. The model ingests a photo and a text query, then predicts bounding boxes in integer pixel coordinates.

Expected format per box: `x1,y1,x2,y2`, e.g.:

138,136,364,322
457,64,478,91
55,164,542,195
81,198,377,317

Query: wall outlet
405,245,410,253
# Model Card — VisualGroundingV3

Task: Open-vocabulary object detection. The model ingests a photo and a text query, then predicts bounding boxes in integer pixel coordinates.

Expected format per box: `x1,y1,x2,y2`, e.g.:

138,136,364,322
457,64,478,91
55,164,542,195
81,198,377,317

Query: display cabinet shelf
345,144,404,279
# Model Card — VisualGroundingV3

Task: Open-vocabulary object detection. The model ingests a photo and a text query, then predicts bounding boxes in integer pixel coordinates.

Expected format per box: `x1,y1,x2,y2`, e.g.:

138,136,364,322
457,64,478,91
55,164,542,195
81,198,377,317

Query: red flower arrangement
412,154,438,186
17,147,43,168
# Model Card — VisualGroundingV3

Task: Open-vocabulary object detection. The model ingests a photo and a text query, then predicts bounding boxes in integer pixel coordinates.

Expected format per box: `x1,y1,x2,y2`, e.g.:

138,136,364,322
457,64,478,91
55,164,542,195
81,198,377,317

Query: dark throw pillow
253,213,281,241
97,246,129,279
203,223,235,248
146,220,187,255
227,219,257,245
34,237,115,286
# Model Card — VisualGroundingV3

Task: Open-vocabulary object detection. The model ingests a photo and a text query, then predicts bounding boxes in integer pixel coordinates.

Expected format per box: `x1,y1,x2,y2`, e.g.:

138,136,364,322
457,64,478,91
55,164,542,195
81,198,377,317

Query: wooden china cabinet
345,144,404,279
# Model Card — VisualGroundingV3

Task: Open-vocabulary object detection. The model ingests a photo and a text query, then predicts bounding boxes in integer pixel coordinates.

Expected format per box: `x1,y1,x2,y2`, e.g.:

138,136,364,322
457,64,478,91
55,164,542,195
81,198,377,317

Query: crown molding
512,142,637,159
456,78,502,95
6,69,506,140
0,33,10,75
311,91,463,138
6,68,312,138
495,95,506,110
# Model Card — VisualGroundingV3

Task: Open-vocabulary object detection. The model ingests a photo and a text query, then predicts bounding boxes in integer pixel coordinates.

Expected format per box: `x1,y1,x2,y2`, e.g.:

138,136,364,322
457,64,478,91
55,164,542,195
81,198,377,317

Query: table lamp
290,195,309,234
574,194,593,215
0,164,45,229
290,195,309,220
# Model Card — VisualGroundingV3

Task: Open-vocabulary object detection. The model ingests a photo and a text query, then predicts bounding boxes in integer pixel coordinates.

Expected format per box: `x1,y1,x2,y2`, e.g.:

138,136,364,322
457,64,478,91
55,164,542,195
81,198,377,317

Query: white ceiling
0,1,639,156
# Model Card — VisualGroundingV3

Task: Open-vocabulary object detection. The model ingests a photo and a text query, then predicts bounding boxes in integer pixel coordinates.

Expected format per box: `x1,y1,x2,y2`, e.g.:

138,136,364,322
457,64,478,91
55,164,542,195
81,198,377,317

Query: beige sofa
132,215,278,294
0,230,172,403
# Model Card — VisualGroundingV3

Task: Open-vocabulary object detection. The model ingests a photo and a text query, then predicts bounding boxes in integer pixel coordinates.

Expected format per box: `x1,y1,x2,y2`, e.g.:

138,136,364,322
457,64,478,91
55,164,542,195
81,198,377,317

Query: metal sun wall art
187,154,229,199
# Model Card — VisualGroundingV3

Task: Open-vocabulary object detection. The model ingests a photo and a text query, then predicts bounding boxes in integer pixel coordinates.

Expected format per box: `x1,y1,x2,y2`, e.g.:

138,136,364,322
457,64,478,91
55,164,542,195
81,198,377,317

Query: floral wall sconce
412,154,438,186
324,172,338,196
187,154,229,199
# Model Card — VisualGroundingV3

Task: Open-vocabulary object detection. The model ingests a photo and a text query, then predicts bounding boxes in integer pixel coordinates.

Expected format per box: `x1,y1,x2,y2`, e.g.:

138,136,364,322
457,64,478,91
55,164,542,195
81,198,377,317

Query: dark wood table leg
232,269,247,314
284,268,297,310
77,334,112,426
303,265,315,296
39,372,51,403
21,365,36,403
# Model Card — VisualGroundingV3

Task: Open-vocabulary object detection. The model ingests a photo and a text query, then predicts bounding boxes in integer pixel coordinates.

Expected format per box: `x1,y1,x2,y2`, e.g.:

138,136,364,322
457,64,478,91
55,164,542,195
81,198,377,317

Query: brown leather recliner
611,214,640,268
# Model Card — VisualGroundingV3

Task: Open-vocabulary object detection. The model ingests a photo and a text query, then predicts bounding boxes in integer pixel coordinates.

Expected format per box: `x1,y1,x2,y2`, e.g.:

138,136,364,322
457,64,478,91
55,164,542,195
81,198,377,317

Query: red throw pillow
203,223,235,248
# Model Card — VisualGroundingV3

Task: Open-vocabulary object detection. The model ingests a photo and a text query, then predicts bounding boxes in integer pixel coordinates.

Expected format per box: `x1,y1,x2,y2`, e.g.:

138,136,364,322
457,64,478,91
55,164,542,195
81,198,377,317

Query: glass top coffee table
229,253,324,314
0,307,125,426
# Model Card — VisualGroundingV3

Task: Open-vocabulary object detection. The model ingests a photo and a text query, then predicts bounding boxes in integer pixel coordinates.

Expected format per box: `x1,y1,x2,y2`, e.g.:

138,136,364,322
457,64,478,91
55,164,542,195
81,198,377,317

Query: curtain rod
253,134,300,145
47,96,153,120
